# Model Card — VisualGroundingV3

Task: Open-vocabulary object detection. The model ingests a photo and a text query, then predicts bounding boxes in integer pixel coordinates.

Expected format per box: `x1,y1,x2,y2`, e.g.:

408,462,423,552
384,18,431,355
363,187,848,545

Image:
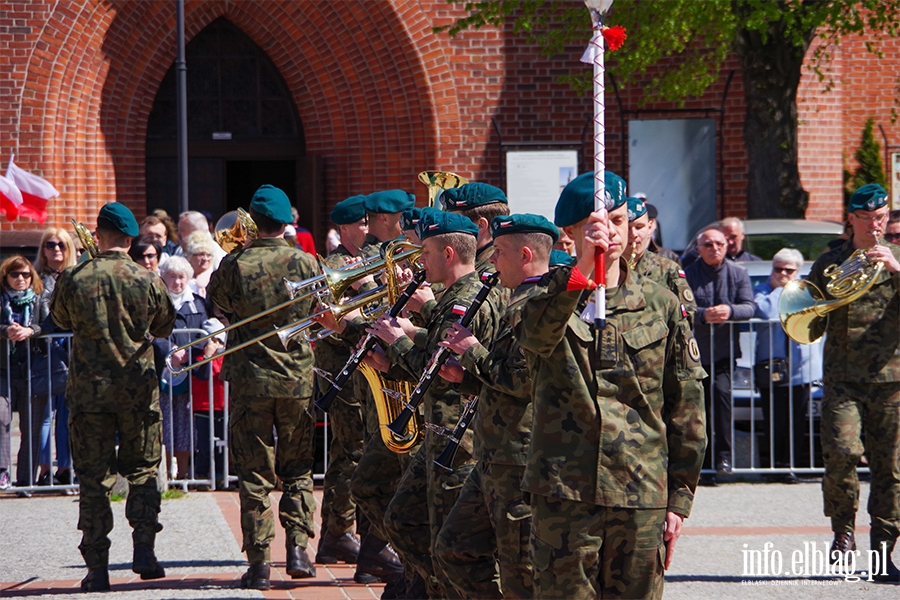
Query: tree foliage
852,116,887,191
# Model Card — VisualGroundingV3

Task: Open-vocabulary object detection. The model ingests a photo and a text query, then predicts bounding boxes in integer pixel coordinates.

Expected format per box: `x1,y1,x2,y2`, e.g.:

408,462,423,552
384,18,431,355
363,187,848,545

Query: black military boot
239,563,271,590
316,530,361,564
80,567,110,592
872,538,900,583
286,544,316,579
132,545,166,580
829,531,856,564
355,533,404,583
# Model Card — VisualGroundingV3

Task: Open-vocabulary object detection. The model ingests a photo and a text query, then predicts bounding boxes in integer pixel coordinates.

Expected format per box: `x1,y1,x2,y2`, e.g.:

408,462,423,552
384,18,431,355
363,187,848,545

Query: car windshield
743,233,836,260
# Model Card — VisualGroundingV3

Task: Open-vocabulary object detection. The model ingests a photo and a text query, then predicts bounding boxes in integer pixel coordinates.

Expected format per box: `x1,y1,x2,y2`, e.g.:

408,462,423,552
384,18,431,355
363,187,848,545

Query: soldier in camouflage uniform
517,172,707,599
809,184,900,582
51,203,176,593
206,185,320,590
366,208,505,598
441,182,510,276
314,195,369,568
433,214,560,599
624,196,695,319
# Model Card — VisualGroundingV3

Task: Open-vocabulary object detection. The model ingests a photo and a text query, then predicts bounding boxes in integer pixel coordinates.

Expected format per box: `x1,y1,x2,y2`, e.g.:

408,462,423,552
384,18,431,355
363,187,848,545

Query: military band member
441,182,511,275
365,208,505,598
207,185,319,590
433,214,559,599
314,195,370,567
810,184,900,581
51,203,176,592
517,172,706,599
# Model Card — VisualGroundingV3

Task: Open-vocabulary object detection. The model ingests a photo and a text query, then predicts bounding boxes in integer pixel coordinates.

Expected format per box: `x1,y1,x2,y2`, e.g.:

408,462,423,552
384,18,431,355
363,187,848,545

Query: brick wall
0,0,896,239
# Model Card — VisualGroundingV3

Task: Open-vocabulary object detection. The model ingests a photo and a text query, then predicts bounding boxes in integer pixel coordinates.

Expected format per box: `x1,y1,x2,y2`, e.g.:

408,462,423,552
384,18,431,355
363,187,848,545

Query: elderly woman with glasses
0,256,51,495
753,248,824,481
184,231,217,298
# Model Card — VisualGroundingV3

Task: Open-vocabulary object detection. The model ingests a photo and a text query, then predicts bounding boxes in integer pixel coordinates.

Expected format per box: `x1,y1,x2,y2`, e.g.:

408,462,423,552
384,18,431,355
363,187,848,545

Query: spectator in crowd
0,256,51,496
720,217,762,262
684,226,755,484
885,209,900,244
753,248,824,481
290,206,317,254
155,256,210,480
326,228,341,255
140,216,179,261
184,231,218,298
191,317,227,488
175,211,227,268
151,209,180,247
34,227,79,487
552,228,576,256
128,235,163,276
284,225,299,250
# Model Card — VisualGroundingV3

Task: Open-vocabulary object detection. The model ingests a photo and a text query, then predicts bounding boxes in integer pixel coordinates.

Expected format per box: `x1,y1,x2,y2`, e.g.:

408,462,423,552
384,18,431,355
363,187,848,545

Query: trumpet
215,208,257,253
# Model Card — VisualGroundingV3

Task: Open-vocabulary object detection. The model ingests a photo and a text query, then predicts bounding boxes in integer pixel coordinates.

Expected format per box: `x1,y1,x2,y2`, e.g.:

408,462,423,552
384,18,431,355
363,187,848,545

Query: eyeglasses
701,241,725,248
44,241,66,250
884,232,900,242
142,252,158,260
192,252,212,259
772,266,797,275
8,271,32,279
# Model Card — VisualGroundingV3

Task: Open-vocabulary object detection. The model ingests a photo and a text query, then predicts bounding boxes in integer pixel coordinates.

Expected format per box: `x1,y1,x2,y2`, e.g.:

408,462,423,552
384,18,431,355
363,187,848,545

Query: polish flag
6,155,58,225
0,174,23,221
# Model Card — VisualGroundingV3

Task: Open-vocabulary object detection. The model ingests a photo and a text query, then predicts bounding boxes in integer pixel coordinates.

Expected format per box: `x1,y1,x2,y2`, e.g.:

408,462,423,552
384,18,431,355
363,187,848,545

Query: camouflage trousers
383,433,475,599
229,394,317,565
317,375,367,538
69,410,163,569
821,381,900,547
530,494,666,600
434,461,533,599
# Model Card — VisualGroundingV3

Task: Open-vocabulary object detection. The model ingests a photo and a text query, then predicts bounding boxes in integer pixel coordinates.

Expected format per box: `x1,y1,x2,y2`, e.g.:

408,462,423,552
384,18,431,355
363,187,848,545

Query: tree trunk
733,3,817,219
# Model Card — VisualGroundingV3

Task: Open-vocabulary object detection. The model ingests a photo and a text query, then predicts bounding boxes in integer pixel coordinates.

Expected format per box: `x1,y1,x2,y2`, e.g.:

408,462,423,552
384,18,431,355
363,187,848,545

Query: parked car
739,219,843,260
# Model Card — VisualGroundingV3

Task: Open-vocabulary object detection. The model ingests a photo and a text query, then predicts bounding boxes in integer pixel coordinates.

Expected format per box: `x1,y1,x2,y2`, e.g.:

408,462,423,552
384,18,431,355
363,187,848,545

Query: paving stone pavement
1,478,898,599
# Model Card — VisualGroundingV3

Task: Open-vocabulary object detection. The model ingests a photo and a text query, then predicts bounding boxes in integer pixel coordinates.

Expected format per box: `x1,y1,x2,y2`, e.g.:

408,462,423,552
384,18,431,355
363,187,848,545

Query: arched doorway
145,17,322,235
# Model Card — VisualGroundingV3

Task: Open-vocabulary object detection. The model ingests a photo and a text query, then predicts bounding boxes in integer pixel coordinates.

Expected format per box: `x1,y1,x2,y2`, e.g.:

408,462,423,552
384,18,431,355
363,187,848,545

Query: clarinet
386,271,500,437
431,396,479,471
315,271,427,412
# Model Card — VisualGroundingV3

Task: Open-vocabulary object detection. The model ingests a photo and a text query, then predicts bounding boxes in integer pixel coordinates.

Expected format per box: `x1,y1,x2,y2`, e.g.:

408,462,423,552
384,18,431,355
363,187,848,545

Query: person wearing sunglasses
0,255,51,496
885,209,900,245
128,234,163,276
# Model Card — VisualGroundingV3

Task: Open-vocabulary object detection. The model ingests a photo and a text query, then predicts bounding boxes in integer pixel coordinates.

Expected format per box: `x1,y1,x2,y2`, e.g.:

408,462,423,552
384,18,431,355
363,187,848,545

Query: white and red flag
6,155,58,224
0,173,23,221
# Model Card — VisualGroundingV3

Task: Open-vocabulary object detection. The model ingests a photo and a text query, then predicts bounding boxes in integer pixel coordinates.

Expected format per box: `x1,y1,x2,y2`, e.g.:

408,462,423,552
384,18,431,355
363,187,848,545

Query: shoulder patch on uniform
678,269,686,278
681,304,688,318
683,288,694,303
688,338,701,362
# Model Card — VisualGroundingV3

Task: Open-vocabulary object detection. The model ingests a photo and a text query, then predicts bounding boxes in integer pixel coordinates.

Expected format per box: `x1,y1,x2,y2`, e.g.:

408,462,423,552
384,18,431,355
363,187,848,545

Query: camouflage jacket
315,245,358,375
456,279,536,465
633,250,696,320
807,239,900,384
385,270,505,458
50,251,176,413
207,237,318,398
515,263,707,517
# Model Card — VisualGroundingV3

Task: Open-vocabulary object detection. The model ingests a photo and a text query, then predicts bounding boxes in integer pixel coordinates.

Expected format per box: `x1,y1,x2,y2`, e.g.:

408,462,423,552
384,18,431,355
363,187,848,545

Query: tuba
71,220,99,259
418,171,469,208
215,208,258,253
779,241,886,344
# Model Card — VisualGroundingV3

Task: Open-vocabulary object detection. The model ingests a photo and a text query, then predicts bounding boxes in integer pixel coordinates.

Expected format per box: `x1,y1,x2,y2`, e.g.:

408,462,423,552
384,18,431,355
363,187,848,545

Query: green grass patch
110,492,126,502
162,489,185,500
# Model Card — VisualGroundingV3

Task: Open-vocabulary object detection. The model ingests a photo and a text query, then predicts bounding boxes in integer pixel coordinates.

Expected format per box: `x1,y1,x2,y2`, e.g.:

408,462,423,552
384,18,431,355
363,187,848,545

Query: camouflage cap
441,182,508,211
554,171,627,227
848,184,888,212
627,196,647,222
490,213,560,244
416,207,479,240
250,185,294,224
364,190,416,214
330,195,367,225
400,206,423,231
97,202,139,237
549,249,576,267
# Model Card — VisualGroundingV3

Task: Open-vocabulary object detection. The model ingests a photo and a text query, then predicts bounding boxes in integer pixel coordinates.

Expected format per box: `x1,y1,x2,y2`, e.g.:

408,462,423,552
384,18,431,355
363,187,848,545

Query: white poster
892,152,900,209
505,151,579,220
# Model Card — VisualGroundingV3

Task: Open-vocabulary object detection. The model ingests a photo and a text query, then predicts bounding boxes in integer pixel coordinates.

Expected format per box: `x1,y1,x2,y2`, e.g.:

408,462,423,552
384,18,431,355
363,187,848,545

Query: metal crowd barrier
1,329,331,497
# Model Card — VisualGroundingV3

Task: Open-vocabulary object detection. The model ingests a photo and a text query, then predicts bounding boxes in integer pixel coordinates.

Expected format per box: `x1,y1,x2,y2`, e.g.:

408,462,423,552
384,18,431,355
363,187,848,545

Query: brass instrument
418,171,469,208
627,238,638,270
360,363,418,453
71,220,99,259
779,241,886,344
276,283,390,348
215,208,258,253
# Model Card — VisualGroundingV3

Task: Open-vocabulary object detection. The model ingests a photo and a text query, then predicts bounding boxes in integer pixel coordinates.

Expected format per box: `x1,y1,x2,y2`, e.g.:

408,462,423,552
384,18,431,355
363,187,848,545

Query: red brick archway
18,0,459,231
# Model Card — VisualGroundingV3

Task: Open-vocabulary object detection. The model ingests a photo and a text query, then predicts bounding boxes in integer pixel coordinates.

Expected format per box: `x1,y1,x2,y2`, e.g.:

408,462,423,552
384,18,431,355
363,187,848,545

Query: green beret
626,197,647,222
416,207,479,240
97,202,139,237
331,195,367,225
364,190,416,214
549,249,576,267
848,184,888,212
554,171,627,227
490,213,559,244
401,207,423,231
250,185,294,224
441,182,508,211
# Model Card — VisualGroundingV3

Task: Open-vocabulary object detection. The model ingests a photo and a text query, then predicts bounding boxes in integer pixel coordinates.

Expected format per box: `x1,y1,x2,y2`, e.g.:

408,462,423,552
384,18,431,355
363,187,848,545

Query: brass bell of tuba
779,243,886,344
71,220,99,260
215,208,258,253
418,171,469,208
